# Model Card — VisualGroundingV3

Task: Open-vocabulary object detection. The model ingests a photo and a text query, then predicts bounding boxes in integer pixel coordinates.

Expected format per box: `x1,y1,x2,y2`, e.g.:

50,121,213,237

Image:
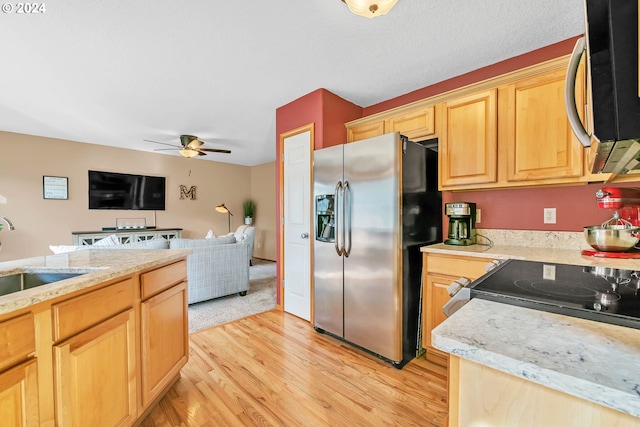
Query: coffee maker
444,202,477,245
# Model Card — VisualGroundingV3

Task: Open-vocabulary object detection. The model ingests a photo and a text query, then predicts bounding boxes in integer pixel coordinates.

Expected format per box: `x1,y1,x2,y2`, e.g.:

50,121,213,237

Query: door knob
300,232,309,239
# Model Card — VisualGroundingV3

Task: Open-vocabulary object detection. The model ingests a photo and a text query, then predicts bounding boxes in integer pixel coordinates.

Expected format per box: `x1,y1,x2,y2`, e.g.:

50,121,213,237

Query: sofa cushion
93,234,120,246
169,235,236,249
49,238,169,254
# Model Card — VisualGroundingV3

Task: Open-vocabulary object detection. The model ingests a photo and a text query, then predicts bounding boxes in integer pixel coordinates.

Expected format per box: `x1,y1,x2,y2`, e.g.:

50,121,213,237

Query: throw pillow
49,245,88,254
205,229,216,239
93,234,119,246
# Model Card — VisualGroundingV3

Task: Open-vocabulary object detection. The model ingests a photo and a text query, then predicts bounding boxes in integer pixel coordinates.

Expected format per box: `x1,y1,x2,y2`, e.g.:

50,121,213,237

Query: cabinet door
440,90,498,188
53,309,136,427
423,273,455,351
504,68,584,182
346,120,385,142
385,105,435,141
0,358,39,427
140,282,188,406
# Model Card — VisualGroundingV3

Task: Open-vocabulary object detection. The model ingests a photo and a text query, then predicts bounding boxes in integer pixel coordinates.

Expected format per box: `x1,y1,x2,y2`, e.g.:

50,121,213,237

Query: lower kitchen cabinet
0,358,40,427
0,256,189,427
140,281,188,406
53,309,137,427
422,253,494,366
448,355,640,427
0,312,39,426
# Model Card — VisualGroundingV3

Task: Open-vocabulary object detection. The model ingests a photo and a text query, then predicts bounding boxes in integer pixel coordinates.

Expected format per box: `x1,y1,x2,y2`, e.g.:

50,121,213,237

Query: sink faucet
0,215,15,231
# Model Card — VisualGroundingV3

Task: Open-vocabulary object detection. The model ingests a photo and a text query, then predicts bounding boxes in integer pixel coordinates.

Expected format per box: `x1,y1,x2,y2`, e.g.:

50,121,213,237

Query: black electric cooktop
470,259,640,330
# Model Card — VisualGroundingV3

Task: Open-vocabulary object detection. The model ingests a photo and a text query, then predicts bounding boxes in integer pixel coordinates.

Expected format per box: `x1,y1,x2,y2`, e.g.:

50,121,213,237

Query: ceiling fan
145,135,231,158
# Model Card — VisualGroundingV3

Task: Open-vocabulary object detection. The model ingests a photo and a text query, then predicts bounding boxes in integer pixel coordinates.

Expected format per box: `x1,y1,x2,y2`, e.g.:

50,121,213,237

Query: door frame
278,123,315,319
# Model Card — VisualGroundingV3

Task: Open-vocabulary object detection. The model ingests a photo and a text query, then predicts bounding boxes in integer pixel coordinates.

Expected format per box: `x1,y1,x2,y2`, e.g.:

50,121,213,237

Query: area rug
187,259,276,333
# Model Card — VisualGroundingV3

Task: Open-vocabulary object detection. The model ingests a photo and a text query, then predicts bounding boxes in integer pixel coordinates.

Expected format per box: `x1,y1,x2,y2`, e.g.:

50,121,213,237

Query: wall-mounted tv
88,170,166,210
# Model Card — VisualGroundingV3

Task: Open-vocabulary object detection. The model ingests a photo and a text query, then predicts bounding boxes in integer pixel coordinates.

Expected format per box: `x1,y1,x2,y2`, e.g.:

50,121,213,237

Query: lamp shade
343,0,398,18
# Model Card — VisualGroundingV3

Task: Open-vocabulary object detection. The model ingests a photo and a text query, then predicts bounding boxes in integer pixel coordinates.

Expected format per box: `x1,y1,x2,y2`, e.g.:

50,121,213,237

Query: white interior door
283,130,311,321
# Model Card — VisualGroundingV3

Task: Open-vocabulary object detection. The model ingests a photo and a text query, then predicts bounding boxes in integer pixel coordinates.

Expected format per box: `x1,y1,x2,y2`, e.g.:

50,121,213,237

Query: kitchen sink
0,270,87,297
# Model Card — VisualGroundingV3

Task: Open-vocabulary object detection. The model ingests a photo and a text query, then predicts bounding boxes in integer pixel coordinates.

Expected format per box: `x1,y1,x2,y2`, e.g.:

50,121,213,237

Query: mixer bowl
584,226,640,252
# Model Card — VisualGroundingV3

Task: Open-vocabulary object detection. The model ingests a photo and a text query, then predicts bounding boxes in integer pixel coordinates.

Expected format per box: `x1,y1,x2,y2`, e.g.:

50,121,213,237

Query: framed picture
43,176,68,200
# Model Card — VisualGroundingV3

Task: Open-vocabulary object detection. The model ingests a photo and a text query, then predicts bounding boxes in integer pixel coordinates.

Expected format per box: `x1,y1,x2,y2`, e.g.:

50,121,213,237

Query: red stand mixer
582,187,640,258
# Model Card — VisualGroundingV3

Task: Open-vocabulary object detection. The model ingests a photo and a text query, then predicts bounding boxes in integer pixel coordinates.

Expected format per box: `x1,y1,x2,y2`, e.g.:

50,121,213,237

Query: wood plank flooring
140,310,448,427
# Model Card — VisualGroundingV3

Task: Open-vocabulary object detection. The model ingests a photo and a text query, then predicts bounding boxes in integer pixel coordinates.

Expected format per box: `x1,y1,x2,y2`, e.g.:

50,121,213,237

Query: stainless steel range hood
565,0,640,176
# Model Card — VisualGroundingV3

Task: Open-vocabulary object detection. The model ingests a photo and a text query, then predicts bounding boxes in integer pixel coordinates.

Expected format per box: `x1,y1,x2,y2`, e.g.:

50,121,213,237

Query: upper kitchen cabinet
346,120,385,142
384,105,435,141
440,57,589,191
501,67,584,183
345,105,436,143
439,90,498,188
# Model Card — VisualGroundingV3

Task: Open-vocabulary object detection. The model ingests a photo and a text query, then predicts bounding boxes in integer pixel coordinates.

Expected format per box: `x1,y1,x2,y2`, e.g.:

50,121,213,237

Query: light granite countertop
426,229,640,417
433,299,640,417
0,249,191,316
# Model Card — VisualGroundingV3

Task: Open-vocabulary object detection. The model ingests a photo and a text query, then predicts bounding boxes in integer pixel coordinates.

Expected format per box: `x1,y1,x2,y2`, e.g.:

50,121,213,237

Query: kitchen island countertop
433,298,640,418
0,248,191,316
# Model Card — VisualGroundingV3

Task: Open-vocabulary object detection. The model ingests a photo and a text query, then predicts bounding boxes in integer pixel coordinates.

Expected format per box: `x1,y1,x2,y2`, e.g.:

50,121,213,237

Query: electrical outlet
544,208,556,224
476,208,482,224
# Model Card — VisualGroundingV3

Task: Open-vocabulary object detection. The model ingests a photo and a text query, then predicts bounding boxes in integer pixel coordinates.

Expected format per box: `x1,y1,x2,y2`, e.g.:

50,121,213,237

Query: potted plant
243,200,256,225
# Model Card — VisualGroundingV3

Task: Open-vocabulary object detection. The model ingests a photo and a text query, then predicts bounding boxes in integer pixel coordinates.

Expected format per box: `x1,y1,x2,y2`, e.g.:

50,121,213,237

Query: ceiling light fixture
179,148,199,158
341,0,398,18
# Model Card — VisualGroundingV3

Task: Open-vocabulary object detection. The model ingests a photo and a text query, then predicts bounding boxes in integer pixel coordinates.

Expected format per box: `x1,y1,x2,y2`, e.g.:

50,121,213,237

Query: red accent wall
442,182,640,233
275,89,362,304
364,36,583,115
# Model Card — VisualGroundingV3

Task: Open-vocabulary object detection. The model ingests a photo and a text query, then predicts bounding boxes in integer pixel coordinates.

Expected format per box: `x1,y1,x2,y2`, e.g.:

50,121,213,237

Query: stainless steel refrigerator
313,132,441,368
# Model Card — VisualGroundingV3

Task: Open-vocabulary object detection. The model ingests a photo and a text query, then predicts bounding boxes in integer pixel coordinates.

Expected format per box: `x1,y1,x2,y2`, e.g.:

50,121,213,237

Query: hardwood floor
140,310,448,427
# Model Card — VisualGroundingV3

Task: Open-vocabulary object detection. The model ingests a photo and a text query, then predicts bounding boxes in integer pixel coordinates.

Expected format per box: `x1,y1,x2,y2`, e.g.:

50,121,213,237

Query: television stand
71,228,182,245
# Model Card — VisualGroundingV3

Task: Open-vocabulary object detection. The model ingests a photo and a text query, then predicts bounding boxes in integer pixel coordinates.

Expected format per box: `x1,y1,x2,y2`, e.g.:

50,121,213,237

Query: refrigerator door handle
343,180,352,257
334,181,343,256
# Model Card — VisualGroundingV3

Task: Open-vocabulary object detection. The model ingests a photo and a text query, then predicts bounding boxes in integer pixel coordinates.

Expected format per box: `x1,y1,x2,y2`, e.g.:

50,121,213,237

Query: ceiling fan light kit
342,0,398,18
179,148,199,158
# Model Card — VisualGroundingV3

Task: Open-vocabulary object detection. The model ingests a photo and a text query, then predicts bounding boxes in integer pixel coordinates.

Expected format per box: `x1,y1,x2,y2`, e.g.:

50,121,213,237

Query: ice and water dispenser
315,194,335,242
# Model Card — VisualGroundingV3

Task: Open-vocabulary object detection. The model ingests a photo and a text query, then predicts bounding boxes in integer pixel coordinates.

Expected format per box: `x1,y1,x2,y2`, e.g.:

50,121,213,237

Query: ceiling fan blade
186,139,204,149
144,139,181,148
197,150,207,156
198,148,232,154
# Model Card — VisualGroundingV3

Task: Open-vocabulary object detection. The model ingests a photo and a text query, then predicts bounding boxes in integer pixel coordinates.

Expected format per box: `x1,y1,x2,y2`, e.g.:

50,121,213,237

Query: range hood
565,0,640,175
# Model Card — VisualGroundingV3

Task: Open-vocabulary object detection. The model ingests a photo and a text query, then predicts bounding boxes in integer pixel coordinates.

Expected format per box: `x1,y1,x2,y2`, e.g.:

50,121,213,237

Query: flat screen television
88,170,166,210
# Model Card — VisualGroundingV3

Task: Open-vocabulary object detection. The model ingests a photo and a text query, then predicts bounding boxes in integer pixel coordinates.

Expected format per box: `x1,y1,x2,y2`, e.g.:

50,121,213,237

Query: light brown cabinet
0,312,40,426
502,67,584,183
346,120,385,142
0,256,188,427
346,105,436,143
140,261,188,407
422,253,494,366
449,355,640,427
439,90,498,188
440,58,587,190
53,309,137,427
0,358,40,426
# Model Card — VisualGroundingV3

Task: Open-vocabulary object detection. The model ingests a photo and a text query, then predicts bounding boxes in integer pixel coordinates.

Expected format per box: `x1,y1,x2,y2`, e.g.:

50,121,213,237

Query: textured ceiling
0,0,585,166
